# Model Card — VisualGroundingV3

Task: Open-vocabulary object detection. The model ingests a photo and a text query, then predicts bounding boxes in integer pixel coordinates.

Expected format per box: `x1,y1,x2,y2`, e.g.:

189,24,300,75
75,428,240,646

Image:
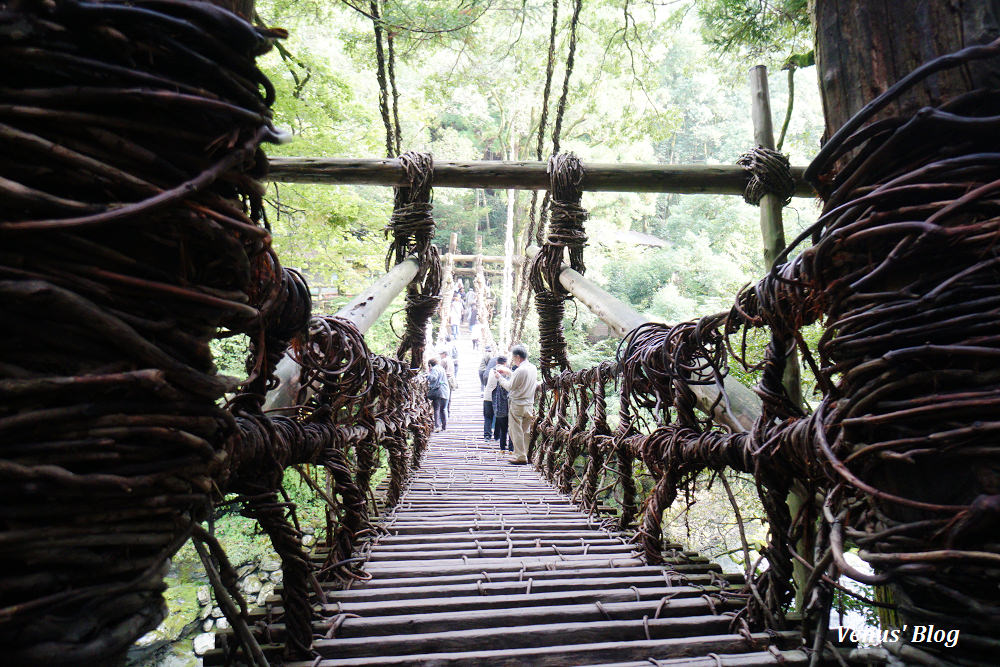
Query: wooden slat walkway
216,334,807,664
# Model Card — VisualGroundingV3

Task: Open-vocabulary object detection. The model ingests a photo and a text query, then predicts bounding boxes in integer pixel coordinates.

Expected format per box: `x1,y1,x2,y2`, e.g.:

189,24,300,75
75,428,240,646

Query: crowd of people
480,344,536,464
425,279,538,465
448,282,485,349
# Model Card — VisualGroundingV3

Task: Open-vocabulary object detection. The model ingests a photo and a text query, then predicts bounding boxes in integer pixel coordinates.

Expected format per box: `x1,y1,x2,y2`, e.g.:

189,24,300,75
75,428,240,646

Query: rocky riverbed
128,529,316,666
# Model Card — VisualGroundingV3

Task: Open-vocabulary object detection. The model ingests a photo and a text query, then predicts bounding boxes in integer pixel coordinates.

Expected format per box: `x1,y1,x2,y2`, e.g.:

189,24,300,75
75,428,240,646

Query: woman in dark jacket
488,356,511,452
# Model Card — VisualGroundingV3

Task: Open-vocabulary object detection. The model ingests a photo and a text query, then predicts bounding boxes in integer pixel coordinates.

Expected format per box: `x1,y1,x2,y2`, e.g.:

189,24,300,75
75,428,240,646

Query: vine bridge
4,3,999,667
215,337,806,666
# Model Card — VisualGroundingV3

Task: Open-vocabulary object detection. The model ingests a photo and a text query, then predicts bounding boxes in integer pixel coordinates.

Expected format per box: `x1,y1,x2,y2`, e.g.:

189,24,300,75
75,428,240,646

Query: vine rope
2,2,434,663
528,152,587,380
529,39,1000,666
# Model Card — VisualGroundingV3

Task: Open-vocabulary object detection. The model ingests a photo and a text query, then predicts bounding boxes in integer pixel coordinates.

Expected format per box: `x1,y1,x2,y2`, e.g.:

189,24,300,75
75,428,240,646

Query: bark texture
813,0,1000,137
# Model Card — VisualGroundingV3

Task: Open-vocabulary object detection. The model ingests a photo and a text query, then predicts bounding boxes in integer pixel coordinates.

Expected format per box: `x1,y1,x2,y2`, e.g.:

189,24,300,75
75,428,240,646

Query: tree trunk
811,0,1000,658
812,0,1000,138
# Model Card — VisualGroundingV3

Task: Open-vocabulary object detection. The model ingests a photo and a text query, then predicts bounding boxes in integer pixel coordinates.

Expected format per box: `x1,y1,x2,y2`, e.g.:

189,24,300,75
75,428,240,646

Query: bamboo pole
474,236,497,351
750,65,811,610
524,247,760,432
262,258,419,411
267,157,814,197
750,66,803,407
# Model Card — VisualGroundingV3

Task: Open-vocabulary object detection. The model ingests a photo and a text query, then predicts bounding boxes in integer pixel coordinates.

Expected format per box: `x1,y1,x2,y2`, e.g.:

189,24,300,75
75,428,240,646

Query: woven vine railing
0,2,435,665
527,42,1000,667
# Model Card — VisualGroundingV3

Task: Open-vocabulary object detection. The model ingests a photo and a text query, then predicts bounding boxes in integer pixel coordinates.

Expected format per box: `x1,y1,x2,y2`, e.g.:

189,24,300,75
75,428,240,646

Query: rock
302,534,315,547
257,582,275,607
301,525,314,535
202,619,214,633
258,571,270,582
126,580,202,666
199,603,213,620
261,558,281,572
196,585,211,606
193,633,215,656
269,569,283,585
243,578,262,595
211,606,223,619
236,563,256,579
216,616,230,631
133,630,162,649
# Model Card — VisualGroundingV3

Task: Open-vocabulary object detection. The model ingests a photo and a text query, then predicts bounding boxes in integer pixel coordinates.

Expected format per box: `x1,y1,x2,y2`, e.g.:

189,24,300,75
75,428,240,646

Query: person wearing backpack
426,358,449,431
484,355,510,451
439,349,456,416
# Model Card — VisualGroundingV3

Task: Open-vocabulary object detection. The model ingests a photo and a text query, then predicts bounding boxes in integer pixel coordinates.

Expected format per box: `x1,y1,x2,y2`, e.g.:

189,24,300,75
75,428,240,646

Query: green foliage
602,234,750,322
833,577,881,628
209,511,274,567
696,0,812,65
210,334,250,384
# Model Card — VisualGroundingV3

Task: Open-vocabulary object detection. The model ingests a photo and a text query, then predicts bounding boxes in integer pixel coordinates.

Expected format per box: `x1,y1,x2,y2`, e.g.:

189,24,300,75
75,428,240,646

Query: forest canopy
253,0,824,337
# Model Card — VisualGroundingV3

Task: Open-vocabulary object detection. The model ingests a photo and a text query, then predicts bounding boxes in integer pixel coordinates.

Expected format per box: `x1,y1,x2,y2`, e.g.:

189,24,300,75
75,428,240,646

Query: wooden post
500,189,515,350
473,235,496,351
263,259,419,411
524,248,761,432
750,65,810,611
750,66,803,407
436,233,458,349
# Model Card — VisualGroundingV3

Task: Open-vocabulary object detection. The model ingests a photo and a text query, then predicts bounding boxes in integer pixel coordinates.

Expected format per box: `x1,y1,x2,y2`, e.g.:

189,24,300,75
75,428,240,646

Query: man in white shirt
495,344,537,464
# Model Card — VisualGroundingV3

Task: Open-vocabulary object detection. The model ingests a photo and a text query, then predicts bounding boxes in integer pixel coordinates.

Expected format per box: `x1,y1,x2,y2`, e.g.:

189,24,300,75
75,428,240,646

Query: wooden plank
584,651,810,666
326,597,742,637
368,543,635,563
267,157,815,197
325,530,629,545
366,537,627,550
379,521,618,534
323,573,742,603
348,558,645,579
318,585,739,617
285,631,801,667
345,564,726,590
365,544,636,561
311,615,737,658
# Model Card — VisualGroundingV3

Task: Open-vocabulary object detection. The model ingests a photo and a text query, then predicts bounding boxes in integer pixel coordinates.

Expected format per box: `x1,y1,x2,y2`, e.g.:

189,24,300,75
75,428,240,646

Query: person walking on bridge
426,358,449,432
484,355,511,452
478,345,494,393
494,344,536,465
449,295,463,338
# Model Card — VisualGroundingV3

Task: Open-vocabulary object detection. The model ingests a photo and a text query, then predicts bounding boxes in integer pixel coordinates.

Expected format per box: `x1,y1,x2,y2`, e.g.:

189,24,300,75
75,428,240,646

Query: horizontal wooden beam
267,157,814,197
525,247,761,432
453,267,502,275
448,254,511,263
